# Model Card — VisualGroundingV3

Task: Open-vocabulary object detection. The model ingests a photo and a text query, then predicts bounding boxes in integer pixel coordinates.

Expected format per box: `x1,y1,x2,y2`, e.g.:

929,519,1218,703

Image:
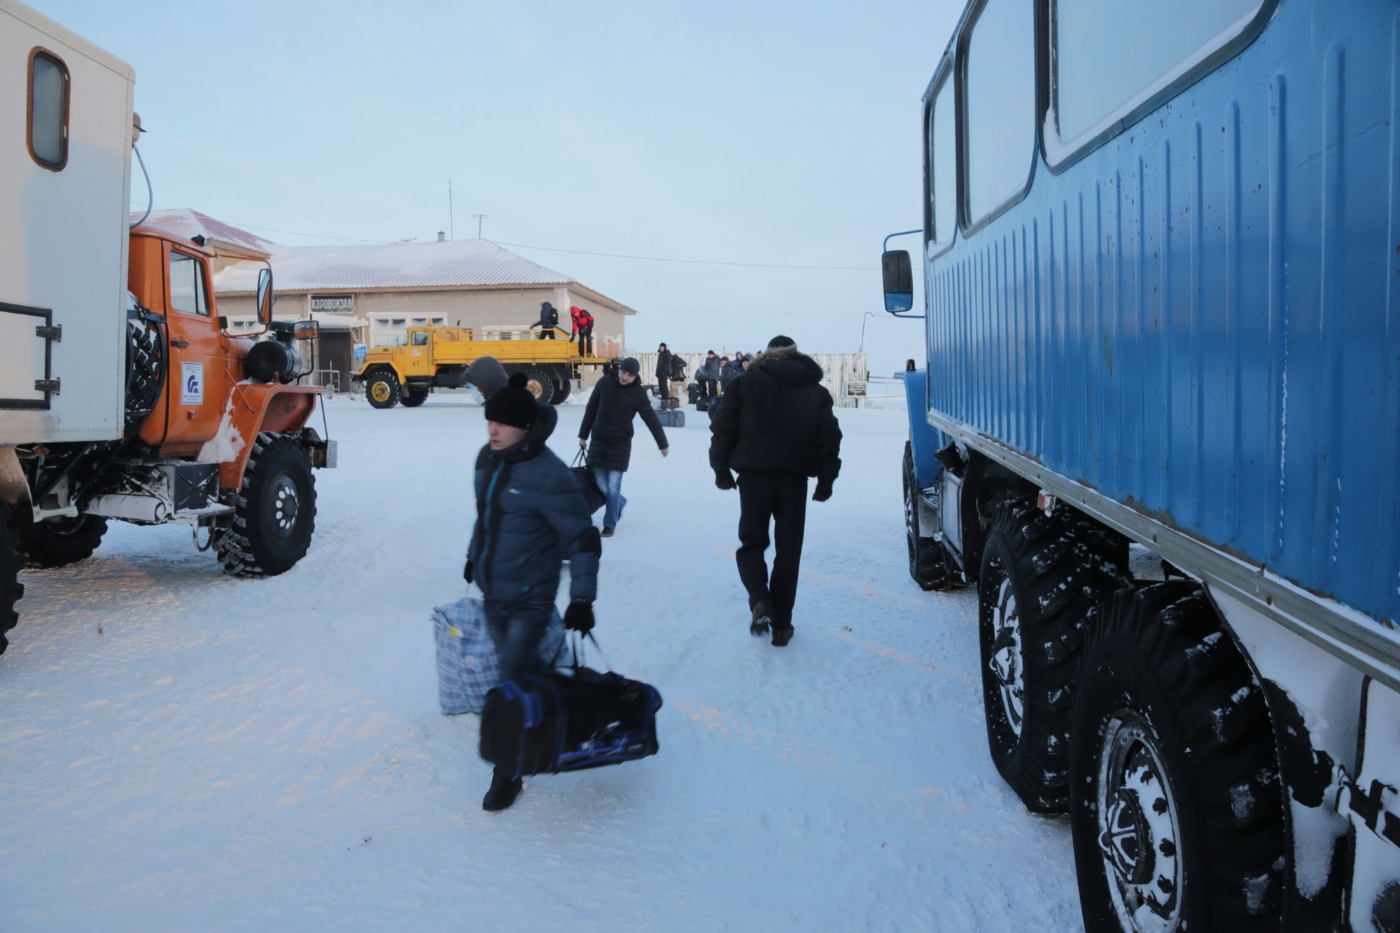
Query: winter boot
750,599,772,637
601,526,615,538
482,769,523,812
770,621,795,647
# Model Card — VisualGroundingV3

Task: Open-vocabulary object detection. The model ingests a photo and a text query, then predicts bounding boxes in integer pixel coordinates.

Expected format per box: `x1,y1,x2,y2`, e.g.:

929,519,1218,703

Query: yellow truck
354,325,612,408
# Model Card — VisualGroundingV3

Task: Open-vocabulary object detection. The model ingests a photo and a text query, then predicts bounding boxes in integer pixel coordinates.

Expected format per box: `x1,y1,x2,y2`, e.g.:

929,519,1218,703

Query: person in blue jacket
464,372,601,811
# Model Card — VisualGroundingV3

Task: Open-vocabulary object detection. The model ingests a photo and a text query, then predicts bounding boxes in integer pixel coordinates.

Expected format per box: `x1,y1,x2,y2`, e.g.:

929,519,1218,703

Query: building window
1052,0,1265,149
28,49,69,171
926,70,957,245
169,251,210,316
962,0,1035,227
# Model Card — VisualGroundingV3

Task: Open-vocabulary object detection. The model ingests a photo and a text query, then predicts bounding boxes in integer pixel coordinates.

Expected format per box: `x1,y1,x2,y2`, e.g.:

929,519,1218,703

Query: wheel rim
265,473,302,540
370,381,390,403
904,463,918,564
525,378,546,400
45,516,90,537
988,575,1025,736
1096,710,1183,932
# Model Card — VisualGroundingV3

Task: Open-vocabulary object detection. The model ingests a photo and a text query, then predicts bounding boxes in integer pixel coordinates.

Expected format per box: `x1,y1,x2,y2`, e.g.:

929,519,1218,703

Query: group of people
529,301,595,356
464,335,842,811
653,344,755,401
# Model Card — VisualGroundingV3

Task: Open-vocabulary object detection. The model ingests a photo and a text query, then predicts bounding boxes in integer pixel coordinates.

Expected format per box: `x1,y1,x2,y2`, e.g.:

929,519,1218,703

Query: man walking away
578,357,669,537
655,343,673,400
464,373,600,810
709,335,841,647
530,301,559,339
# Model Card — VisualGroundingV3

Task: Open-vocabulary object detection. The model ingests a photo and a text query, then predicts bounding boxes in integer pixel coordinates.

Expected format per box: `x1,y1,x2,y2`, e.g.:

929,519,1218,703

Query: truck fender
901,369,944,490
215,384,321,489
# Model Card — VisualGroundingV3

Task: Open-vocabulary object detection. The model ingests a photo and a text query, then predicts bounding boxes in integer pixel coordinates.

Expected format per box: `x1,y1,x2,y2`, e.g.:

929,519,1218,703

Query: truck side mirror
256,268,274,325
882,250,913,313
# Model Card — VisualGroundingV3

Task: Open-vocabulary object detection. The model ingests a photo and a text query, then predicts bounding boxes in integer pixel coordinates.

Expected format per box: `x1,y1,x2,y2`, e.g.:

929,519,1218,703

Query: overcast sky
30,0,961,375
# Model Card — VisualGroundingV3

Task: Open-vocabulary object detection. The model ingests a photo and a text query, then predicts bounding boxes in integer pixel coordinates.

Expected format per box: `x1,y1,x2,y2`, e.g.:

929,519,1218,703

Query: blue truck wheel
902,442,958,590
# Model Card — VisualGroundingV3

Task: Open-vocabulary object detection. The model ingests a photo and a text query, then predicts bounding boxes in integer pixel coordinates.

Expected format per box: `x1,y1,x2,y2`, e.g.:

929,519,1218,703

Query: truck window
963,0,1035,228
411,332,428,346
169,252,210,316
1052,0,1266,151
28,50,69,170
926,71,956,245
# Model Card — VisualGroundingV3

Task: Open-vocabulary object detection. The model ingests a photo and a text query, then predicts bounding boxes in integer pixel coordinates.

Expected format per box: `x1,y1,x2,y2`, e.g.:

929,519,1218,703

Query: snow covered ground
0,394,1083,931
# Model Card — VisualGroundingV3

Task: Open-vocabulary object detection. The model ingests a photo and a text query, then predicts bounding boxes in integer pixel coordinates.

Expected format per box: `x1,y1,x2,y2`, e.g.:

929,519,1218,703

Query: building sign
846,381,867,398
310,295,354,313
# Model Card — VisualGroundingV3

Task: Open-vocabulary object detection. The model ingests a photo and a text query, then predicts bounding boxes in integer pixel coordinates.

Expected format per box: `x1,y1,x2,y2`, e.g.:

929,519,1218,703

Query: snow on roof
131,208,279,257
213,239,574,293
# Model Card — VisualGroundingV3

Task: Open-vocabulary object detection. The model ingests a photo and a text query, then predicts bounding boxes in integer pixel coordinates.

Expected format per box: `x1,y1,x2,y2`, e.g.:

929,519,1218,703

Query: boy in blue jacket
464,372,601,810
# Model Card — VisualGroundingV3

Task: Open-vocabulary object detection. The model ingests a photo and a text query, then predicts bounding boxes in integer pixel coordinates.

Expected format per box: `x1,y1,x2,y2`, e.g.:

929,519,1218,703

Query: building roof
214,238,575,293
131,208,279,259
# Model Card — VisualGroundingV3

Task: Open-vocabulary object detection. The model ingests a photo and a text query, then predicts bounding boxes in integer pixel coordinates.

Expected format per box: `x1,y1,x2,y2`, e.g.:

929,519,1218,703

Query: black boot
771,621,794,647
750,599,772,636
482,769,523,812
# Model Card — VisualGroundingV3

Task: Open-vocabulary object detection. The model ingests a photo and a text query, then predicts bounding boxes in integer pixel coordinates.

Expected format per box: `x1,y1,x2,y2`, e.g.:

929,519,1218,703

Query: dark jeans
656,374,670,399
735,470,808,626
483,595,556,683
578,326,593,356
700,377,718,399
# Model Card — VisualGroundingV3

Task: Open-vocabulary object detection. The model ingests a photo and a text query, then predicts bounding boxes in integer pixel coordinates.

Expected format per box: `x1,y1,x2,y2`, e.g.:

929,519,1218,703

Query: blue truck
885,0,1400,929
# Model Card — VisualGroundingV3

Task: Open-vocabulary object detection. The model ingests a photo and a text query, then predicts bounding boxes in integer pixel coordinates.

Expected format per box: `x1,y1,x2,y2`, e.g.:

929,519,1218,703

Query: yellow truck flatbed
354,325,611,407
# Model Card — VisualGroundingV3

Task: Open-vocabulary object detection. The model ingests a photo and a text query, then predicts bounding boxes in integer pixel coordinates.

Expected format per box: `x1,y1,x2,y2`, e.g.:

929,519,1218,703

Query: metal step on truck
1,0,336,655
885,0,1400,929
354,324,614,408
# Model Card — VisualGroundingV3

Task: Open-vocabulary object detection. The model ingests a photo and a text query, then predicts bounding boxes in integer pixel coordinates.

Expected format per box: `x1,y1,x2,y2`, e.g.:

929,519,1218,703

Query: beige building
143,211,636,392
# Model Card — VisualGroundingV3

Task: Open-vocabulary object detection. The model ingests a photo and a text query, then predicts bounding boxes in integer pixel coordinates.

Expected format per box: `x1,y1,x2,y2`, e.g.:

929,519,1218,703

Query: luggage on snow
479,633,663,778
656,408,685,428
433,596,565,715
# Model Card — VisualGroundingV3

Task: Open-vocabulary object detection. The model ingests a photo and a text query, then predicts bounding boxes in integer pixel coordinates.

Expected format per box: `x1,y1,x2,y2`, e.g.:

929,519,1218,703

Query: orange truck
0,0,335,653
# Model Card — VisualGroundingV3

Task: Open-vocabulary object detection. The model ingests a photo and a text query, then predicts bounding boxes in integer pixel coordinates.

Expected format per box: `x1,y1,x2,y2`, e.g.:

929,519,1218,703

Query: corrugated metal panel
926,0,1400,626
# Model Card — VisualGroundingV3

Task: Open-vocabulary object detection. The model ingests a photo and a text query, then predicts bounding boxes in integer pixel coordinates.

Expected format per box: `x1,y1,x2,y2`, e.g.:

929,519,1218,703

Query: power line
499,240,872,272
637,304,878,317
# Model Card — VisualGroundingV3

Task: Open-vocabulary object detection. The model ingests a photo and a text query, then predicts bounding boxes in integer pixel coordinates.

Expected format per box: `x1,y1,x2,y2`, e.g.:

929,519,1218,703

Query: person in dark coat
699,350,720,400
578,357,669,536
530,301,559,339
655,343,673,399
464,372,601,810
718,356,735,391
709,335,842,647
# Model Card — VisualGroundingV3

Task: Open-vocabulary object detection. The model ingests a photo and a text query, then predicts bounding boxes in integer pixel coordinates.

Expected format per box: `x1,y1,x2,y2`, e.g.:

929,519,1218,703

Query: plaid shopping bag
432,597,564,715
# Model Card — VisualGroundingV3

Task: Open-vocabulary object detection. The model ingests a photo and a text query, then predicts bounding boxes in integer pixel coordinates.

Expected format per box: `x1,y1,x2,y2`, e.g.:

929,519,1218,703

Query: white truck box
0,0,132,445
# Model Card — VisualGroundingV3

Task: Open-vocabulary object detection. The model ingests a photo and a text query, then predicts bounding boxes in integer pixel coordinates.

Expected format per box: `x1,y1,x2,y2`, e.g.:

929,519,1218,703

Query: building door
319,331,353,392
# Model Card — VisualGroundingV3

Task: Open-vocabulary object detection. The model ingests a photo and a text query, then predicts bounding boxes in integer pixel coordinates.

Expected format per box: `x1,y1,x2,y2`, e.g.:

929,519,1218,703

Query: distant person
655,343,673,400
709,335,842,647
578,357,669,537
718,356,735,392
570,305,596,356
530,301,559,339
905,359,916,372
699,350,720,401
464,372,600,810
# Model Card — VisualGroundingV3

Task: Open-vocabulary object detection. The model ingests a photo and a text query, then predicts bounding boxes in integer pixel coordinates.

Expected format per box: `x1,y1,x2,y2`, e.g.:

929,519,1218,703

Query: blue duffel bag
432,597,564,715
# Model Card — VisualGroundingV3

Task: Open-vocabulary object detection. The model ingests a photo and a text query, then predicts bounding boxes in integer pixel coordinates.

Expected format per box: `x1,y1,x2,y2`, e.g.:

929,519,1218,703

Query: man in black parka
578,357,669,536
709,335,842,646
655,343,673,400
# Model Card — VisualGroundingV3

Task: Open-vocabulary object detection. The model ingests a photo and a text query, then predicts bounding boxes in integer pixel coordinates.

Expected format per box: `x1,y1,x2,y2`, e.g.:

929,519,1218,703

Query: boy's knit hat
484,372,538,429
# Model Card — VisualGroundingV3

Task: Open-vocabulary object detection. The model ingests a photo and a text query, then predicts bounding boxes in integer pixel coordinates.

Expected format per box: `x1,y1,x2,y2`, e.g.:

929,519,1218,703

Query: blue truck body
894,0,1400,928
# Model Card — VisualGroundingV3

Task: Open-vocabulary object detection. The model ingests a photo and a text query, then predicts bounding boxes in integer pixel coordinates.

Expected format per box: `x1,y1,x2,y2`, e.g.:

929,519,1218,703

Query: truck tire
216,433,316,578
0,504,20,656
553,378,572,403
521,369,555,406
401,386,428,407
978,497,1131,813
1070,582,1284,933
902,441,959,590
366,371,400,409
16,512,109,568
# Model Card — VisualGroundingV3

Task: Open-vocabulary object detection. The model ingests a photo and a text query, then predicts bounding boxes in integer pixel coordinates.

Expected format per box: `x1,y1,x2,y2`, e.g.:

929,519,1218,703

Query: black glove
564,599,595,634
813,480,833,502
463,559,473,583
715,470,736,491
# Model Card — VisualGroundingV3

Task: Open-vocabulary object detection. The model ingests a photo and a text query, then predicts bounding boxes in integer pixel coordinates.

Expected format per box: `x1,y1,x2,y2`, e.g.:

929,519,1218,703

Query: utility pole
473,214,489,239
448,176,454,240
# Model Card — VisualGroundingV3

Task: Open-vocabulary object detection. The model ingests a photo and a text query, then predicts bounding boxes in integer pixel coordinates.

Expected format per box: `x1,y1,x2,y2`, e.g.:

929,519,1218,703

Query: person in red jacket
570,306,595,357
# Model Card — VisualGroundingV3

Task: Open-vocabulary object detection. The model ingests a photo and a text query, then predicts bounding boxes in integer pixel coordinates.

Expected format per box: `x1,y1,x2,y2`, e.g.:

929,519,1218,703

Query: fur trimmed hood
748,345,824,386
